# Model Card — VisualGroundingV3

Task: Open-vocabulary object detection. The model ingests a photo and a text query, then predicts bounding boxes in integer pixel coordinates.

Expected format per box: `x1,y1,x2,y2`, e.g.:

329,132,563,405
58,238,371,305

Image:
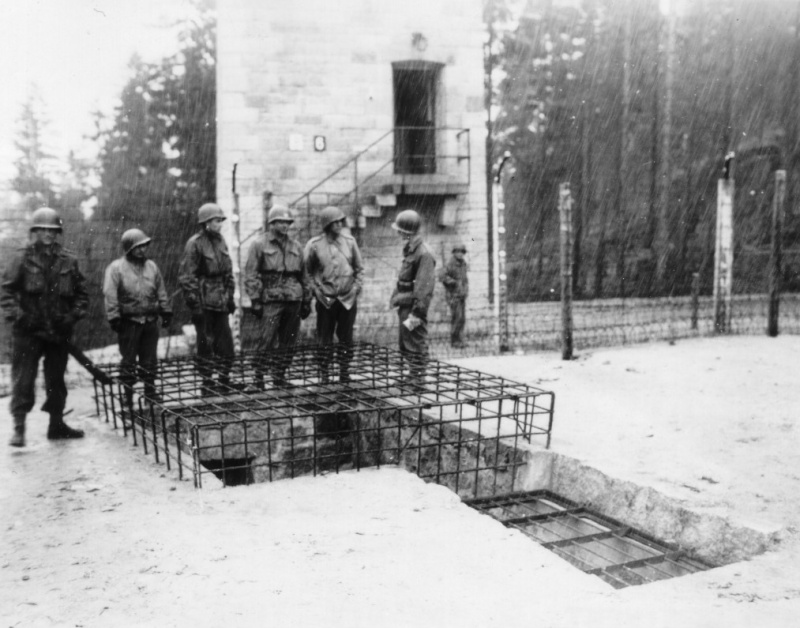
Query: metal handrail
241,126,470,245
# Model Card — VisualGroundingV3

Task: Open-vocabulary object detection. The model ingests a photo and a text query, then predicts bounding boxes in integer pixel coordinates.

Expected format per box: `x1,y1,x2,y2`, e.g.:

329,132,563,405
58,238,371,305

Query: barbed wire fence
2,177,799,396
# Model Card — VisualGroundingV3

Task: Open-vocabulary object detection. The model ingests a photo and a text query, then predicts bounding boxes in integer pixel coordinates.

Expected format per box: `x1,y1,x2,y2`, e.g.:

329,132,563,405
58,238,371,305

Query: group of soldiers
3,201,469,448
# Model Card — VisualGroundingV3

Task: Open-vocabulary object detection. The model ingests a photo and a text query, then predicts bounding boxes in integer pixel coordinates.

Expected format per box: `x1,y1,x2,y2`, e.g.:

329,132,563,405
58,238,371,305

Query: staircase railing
242,126,470,244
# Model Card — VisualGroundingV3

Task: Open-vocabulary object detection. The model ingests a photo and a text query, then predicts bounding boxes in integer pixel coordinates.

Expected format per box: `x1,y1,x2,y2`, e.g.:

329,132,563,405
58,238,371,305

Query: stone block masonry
217,0,490,315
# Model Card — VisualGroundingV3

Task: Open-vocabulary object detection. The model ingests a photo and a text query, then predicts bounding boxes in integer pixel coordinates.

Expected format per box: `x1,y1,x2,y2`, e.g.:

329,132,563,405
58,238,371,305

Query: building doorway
393,61,442,175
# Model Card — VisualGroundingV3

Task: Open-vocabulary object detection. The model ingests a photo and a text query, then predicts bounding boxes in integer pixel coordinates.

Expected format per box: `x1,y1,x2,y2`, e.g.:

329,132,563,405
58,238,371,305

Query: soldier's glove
227,300,236,314
109,318,122,333
161,313,173,329
247,307,263,320
300,301,312,320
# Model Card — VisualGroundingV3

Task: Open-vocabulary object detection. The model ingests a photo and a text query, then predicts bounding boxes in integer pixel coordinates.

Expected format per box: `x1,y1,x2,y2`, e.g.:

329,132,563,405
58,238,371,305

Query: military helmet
121,228,152,254
452,241,467,253
197,202,226,224
391,209,421,235
267,203,294,224
319,205,345,230
30,207,63,233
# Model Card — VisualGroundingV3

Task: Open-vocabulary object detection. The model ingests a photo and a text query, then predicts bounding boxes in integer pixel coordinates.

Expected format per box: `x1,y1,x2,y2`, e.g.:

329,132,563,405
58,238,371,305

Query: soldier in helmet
103,229,172,410
441,242,469,348
244,203,311,387
178,203,237,395
389,209,436,388
304,206,364,383
1,207,89,446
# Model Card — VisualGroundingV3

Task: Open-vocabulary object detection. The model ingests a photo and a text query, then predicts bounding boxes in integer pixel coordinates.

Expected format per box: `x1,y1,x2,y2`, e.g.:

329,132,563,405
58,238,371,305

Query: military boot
9,414,25,447
47,414,85,440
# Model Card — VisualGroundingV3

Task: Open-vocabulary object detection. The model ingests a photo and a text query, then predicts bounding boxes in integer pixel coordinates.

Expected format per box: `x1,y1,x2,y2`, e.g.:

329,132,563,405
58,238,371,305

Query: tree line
488,0,800,300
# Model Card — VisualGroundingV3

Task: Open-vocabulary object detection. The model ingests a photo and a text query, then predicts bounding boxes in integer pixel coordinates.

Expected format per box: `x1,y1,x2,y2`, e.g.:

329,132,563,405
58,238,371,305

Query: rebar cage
92,342,554,495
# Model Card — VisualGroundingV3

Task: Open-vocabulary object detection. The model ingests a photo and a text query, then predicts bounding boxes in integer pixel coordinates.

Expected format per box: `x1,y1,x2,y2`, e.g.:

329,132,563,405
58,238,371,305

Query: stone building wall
217,0,489,320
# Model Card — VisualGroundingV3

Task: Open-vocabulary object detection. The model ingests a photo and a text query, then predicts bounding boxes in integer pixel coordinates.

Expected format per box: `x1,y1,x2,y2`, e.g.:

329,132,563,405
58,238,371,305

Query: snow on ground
1,336,799,627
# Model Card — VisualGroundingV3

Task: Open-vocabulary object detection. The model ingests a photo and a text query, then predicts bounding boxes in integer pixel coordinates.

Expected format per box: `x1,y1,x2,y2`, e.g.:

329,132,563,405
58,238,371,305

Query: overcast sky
0,0,192,182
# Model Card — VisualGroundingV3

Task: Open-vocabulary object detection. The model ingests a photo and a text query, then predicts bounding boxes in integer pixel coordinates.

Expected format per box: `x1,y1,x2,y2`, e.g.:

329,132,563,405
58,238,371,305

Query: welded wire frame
91,342,554,492
465,490,710,589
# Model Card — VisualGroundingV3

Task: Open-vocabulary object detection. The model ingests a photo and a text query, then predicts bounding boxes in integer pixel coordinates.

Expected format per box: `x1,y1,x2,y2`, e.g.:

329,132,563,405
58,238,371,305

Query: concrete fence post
559,182,574,360
768,169,786,337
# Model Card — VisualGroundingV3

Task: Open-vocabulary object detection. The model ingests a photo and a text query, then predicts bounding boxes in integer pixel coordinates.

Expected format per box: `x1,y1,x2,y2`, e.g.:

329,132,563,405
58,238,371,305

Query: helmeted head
121,228,151,255
30,207,63,233
452,242,467,254
267,203,294,224
197,202,226,225
319,205,345,231
391,209,421,235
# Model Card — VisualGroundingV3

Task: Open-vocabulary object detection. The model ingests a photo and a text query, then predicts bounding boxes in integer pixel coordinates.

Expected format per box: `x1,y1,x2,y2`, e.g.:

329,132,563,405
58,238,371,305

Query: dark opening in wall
202,457,255,487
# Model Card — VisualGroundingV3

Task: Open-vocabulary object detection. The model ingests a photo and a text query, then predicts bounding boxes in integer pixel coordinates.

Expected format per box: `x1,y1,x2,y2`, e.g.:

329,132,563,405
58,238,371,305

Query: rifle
66,341,113,386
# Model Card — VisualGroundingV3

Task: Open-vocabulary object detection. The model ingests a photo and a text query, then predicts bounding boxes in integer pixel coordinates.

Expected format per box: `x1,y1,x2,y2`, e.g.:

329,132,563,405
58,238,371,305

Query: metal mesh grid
465,490,710,588
91,342,554,495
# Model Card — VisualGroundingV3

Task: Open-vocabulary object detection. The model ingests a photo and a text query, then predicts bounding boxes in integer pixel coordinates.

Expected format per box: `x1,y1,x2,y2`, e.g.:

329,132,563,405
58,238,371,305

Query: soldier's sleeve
299,241,312,303
351,239,364,292
441,259,457,288
303,239,319,284
223,240,236,302
154,263,172,315
71,256,89,321
412,250,436,319
0,250,23,320
243,241,263,308
178,239,201,310
102,262,121,321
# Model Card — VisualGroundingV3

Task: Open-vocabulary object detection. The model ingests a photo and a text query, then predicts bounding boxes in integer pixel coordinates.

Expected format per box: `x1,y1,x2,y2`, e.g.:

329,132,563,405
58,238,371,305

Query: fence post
231,164,243,352
559,182,574,360
690,271,699,330
714,154,734,333
768,169,786,337
492,152,512,353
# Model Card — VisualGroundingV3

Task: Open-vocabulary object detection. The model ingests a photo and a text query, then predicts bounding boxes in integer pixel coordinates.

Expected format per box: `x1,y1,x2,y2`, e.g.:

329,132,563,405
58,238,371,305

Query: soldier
389,209,436,387
304,206,364,383
245,203,311,387
103,229,172,410
441,242,469,348
178,203,237,395
1,207,89,447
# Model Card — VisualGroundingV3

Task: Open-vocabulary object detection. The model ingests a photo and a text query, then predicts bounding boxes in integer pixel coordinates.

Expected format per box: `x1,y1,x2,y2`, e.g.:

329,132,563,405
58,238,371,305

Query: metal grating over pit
91,342,555,495
464,490,711,588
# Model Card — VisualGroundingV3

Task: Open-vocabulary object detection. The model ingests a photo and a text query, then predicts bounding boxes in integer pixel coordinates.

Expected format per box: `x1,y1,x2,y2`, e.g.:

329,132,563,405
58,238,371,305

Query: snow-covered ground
2,336,799,627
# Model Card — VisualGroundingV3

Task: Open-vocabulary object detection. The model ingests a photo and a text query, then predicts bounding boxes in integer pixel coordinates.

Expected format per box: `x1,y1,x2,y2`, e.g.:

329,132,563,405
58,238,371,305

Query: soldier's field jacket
1,242,88,339
390,235,436,320
178,230,235,313
441,255,469,303
104,256,172,324
245,231,309,307
304,232,364,310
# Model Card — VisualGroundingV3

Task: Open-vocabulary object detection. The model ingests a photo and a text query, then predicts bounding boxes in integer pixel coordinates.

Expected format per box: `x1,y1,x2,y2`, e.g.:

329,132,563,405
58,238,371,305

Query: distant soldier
304,206,364,383
441,242,468,348
103,229,172,409
178,203,237,395
1,207,88,447
245,203,311,387
389,209,436,387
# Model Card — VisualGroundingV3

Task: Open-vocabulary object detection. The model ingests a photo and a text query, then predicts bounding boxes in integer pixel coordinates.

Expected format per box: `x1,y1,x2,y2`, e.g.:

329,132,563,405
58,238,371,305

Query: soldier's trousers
194,310,234,385
255,301,302,382
449,298,466,345
10,331,69,419
117,318,159,398
397,305,428,385
316,300,357,379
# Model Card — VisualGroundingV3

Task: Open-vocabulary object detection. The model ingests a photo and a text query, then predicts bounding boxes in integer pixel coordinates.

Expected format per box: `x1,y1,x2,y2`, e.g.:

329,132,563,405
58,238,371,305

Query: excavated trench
92,342,774,589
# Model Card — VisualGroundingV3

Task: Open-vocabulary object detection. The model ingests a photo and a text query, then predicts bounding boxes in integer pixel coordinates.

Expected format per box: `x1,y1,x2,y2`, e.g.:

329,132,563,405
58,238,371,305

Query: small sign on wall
314,136,326,152
289,134,304,151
